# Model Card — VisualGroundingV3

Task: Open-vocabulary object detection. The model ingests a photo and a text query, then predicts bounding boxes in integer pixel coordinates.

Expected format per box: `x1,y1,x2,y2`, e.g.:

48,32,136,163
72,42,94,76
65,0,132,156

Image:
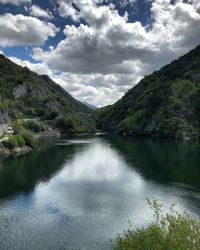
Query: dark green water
0,135,200,250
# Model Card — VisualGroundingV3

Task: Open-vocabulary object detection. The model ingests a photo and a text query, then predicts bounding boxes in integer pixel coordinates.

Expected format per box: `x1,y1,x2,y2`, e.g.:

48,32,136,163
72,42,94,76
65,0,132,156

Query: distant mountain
82,102,97,110
97,45,200,140
0,55,96,134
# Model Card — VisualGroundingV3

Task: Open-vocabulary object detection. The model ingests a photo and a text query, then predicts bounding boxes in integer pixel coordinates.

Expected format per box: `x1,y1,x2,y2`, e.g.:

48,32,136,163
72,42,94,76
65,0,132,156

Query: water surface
0,135,200,249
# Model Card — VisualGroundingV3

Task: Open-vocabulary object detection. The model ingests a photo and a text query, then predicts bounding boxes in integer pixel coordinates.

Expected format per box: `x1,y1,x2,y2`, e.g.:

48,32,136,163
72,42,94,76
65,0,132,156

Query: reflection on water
112,137,200,188
0,136,200,250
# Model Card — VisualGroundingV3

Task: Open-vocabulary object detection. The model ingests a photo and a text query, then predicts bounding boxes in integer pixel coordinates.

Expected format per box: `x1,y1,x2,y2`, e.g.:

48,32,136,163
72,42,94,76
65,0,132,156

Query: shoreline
0,130,97,158
0,144,32,158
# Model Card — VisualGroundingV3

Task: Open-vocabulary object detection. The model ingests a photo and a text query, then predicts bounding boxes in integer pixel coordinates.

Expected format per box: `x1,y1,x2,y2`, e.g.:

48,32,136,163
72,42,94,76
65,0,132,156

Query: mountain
97,45,200,140
82,102,97,110
0,55,96,134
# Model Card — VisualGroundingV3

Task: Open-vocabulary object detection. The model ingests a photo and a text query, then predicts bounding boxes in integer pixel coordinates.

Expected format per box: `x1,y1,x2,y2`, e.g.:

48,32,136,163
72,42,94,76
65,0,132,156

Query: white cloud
0,0,31,5
2,0,199,107
0,14,59,47
52,72,135,107
9,56,54,76
57,0,137,20
30,0,200,106
9,55,135,107
58,0,80,21
32,5,153,75
30,5,53,20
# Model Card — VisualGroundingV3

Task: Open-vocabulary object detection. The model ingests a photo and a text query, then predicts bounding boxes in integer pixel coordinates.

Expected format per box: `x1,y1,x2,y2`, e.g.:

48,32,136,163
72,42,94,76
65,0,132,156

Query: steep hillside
98,45,200,139
0,55,96,134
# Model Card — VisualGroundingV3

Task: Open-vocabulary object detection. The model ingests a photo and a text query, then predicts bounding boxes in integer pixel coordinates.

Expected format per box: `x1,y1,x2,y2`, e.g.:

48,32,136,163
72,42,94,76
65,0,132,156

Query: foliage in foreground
113,199,200,250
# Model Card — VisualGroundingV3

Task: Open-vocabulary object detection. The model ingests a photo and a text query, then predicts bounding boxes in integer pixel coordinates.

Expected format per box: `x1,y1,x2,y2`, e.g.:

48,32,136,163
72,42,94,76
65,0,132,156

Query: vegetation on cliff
98,45,200,139
1,45,200,141
0,54,96,135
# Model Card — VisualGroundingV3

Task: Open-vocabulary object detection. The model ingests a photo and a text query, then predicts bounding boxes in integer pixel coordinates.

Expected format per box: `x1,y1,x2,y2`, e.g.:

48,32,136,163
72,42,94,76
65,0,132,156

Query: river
0,135,200,249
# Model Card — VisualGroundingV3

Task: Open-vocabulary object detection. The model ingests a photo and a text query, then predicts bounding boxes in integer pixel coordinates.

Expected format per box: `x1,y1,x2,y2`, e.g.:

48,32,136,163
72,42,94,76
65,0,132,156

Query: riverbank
0,129,97,158
0,143,32,157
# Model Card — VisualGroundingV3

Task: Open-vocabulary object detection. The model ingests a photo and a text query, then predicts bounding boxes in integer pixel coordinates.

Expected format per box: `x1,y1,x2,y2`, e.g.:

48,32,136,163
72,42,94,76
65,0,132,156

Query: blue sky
0,0,200,107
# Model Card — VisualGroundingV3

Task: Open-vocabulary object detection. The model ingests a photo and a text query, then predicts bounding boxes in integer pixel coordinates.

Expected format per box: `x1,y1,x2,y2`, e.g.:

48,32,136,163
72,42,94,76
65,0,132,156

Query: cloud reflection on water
0,138,200,250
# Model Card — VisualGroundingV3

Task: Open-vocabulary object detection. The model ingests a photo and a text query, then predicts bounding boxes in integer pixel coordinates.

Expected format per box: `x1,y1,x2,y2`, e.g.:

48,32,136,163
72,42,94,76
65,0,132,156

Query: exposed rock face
0,144,32,157
46,101,60,113
0,110,11,123
31,89,43,99
144,119,157,134
37,126,60,137
13,84,27,99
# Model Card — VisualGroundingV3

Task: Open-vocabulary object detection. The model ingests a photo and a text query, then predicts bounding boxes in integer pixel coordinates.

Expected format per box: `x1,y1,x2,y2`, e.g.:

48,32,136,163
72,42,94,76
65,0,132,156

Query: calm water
0,135,200,250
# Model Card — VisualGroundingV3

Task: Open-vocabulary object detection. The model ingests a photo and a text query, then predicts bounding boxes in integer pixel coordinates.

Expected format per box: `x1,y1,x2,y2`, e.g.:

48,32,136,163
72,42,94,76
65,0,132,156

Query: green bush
55,116,75,133
23,120,45,133
2,134,25,149
35,107,46,116
21,130,39,148
2,137,18,149
45,110,59,120
12,121,24,134
156,117,183,138
14,134,25,147
113,199,200,250
117,110,147,134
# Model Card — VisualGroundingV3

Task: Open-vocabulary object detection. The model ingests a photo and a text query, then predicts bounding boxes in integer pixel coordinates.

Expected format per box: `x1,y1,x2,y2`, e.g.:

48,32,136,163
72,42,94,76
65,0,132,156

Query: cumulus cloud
9,56,55,76
29,0,200,106
0,0,31,5
50,0,200,74
52,72,136,107
33,3,154,75
58,0,80,20
0,14,59,47
2,0,200,107
29,5,53,19
9,55,134,107
58,0,137,20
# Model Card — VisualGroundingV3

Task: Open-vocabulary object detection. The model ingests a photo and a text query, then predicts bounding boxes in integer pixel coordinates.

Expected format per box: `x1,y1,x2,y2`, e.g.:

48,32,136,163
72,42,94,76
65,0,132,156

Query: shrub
21,130,39,148
35,107,46,116
117,110,147,134
113,199,200,250
55,116,75,133
2,134,25,149
45,110,59,120
14,134,25,147
11,121,39,148
12,121,24,134
156,117,183,138
2,137,18,149
23,120,45,133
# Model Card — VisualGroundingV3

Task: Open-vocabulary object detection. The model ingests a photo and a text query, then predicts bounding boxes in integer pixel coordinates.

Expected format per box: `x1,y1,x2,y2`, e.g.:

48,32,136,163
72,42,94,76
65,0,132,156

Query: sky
0,0,200,107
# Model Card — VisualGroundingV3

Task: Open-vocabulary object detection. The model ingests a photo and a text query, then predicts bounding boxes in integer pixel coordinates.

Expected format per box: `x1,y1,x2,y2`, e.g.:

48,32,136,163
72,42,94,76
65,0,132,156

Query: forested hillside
0,55,96,134
97,46,200,139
